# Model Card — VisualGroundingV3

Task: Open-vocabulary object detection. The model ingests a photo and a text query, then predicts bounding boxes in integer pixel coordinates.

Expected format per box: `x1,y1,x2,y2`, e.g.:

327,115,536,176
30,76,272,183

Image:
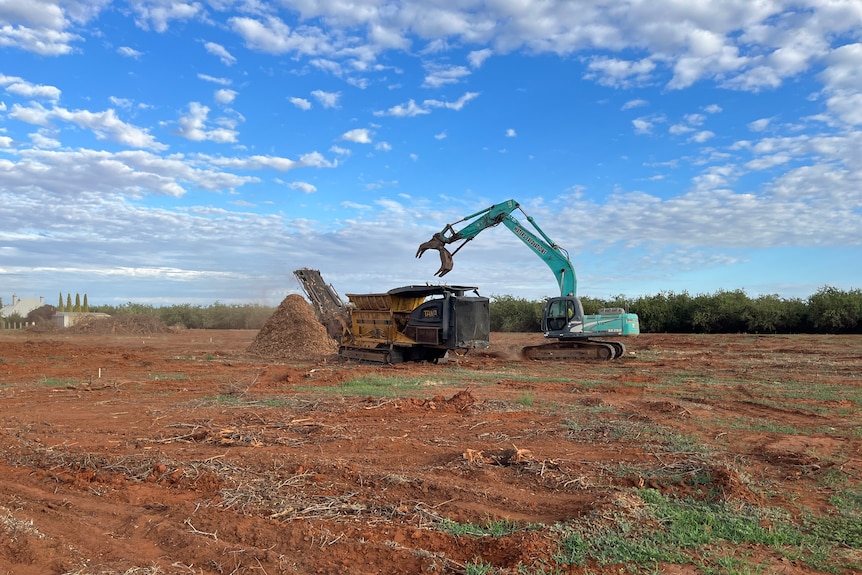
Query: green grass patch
553,488,860,573
148,372,189,381
437,517,533,538
444,366,574,385
197,394,297,408
564,417,713,456
463,559,495,575
517,391,534,407
327,375,434,397
37,376,79,387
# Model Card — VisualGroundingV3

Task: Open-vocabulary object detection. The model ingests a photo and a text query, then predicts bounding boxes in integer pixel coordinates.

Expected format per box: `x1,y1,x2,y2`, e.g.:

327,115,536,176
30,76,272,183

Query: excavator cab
542,297,584,335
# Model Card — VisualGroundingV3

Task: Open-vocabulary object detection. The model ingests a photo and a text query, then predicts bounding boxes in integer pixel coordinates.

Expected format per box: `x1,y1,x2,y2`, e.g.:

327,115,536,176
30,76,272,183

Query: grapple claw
416,235,454,277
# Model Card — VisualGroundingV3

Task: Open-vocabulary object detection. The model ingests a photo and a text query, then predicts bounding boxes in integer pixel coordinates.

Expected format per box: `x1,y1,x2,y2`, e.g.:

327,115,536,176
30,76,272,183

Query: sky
1,0,861,307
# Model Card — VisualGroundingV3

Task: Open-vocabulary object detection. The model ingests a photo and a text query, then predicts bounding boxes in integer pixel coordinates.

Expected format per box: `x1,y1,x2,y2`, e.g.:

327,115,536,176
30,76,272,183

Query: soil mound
247,294,338,360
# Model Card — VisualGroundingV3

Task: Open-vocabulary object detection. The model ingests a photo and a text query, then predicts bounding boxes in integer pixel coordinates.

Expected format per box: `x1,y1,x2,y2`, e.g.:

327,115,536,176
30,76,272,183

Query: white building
0,294,46,319
53,312,111,328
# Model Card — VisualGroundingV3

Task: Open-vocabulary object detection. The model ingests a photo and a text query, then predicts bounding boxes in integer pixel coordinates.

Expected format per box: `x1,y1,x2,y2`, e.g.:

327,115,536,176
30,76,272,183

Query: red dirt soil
0,329,860,574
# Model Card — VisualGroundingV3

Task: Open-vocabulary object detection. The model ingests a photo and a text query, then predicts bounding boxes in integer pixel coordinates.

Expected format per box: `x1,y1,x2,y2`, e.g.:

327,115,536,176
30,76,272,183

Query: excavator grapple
416,235,454,277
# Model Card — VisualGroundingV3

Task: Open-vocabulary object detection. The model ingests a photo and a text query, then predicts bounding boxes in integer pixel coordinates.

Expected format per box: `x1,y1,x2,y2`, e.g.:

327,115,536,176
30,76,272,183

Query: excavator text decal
513,226,548,255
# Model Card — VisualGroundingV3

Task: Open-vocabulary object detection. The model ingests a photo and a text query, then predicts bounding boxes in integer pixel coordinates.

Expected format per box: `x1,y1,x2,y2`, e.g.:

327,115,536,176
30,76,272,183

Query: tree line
86,302,276,330
490,286,862,334
16,285,862,334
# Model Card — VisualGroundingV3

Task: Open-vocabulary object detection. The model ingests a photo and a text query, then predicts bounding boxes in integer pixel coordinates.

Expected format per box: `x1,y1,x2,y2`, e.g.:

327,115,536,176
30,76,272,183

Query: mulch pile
247,294,338,360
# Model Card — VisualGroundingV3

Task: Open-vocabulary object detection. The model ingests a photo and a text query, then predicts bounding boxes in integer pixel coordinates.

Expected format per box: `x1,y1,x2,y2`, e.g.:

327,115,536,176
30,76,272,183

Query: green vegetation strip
553,489,860,574
37,377,79,387
304,370,573,397
452,485,860,574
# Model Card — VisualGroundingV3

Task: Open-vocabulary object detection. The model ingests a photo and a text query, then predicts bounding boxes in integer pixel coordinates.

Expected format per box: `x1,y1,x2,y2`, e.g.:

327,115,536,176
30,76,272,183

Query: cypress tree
66,294,72,310
74,293,81,312
83,294,89,312
58,292,64,312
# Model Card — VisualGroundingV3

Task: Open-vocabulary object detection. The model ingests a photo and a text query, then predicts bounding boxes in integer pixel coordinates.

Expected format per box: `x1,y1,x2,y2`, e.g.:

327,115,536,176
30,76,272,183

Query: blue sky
1,1,861,307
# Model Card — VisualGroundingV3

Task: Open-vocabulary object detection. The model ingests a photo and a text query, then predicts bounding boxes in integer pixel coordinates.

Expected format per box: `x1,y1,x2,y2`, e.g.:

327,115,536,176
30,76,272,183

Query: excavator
416,199,639,360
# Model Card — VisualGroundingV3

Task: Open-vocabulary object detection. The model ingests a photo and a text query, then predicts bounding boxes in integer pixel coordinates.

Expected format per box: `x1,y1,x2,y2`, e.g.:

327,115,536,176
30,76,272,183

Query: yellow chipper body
294,269,489,364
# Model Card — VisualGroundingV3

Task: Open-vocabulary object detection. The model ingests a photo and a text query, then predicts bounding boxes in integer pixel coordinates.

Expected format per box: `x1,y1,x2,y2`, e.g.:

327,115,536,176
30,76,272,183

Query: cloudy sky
1,0,861,307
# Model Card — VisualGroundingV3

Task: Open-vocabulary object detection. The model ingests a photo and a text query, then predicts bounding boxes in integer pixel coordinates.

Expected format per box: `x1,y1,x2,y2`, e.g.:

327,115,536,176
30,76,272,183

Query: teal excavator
416,199,639,360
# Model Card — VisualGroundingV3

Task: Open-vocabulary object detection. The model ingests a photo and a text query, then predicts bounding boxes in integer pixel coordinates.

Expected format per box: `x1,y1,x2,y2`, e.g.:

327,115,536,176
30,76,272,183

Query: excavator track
522,339,626,361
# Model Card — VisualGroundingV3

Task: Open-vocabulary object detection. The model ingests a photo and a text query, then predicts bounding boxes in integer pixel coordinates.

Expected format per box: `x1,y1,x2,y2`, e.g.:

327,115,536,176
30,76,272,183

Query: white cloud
374,99,429,118
229,15,334,57
341,128,372,143
10,102,165,149
506,128,516,138
423,63,471,88
130,1,203,33
311,90,340,109
684,113,706,126
820,43,862,125
288,181,317,193
468,48,492,68
689,130,715,143
117,46,142,58
0,74,60,100
208,151,337,172
622,99,647,110
214,89,237,105
289,97,312,110
585,56,656,88
175,102,238,144
632,118,653,134
109,96,133,108
749,118,771,132
669,123,693,135
375,141,392,151
434,131,447,140
29,130,60,148
341,201,371,210
329,144,350,155
204,41,236,66
198,74,232,86
374,92,481,118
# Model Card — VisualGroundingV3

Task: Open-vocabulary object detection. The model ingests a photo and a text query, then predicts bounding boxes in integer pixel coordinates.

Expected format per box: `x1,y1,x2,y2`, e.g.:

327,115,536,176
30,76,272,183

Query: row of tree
57,292,89,312
490,286,862,334
18,285,862,334
89,302,275,330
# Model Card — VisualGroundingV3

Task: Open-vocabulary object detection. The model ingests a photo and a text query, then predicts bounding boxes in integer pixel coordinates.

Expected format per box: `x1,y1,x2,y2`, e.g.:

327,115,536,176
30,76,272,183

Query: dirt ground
0,330,859,574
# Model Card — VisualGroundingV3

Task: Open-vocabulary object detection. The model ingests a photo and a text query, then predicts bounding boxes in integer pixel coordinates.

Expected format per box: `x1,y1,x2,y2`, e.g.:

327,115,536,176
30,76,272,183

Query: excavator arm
416,200,577,297
416,199,639,360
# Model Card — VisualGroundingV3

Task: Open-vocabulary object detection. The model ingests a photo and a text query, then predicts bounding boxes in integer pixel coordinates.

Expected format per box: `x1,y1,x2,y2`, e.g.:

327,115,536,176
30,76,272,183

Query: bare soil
0,330,859,574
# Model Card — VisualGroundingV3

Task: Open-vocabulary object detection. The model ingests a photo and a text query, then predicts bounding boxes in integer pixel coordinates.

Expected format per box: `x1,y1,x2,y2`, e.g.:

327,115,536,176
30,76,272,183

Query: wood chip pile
247,294,338,360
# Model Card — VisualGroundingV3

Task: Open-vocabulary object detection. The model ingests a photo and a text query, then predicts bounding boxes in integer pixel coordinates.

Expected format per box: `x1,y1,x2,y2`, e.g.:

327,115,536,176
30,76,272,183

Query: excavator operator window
545,299,570,331
545,298,582,332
